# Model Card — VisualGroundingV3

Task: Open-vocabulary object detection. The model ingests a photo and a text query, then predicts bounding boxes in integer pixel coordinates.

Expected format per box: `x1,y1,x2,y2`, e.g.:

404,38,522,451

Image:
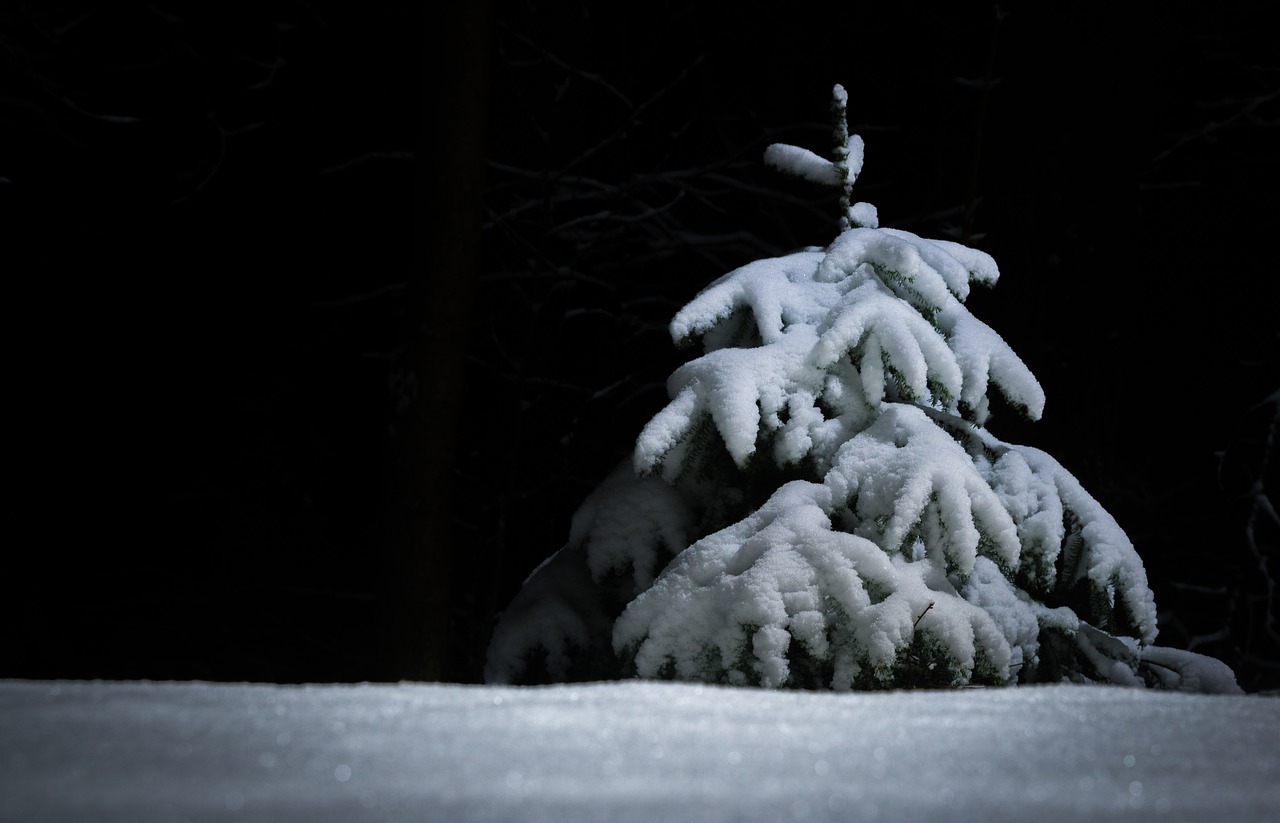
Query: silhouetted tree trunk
380,0,491,681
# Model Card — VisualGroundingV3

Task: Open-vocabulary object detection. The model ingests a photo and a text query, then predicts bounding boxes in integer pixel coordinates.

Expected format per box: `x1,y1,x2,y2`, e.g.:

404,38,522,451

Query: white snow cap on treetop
764,83,875,230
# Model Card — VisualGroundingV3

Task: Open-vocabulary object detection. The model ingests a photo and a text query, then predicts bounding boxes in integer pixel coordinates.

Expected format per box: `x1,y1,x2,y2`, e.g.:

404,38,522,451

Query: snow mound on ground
2,679,1275,823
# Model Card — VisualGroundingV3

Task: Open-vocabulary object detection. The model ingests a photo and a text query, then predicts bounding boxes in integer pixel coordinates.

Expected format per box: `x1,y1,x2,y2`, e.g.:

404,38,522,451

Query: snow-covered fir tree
485,85,1240,694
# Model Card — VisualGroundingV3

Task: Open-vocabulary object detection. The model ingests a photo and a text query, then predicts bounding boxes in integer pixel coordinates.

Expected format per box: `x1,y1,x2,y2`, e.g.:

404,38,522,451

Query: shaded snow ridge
485,83,1240,695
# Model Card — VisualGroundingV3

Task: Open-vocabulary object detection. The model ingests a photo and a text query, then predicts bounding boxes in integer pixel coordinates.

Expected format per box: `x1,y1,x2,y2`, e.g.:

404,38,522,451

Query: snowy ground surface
2,679,1277,823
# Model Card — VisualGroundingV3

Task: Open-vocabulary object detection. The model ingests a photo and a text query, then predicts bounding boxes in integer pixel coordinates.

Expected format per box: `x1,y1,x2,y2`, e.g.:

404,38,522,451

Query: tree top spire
763,83,877,230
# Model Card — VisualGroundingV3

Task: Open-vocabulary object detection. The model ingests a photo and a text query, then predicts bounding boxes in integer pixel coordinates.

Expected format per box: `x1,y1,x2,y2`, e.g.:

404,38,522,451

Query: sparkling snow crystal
485,85,1241,694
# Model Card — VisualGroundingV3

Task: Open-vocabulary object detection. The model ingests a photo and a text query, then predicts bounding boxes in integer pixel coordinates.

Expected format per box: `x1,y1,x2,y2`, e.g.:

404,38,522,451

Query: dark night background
3,3,1277,691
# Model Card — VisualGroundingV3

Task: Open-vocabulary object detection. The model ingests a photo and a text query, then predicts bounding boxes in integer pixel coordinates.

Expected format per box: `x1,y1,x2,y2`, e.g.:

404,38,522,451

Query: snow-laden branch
637,226,1044,479
613,479,1018,689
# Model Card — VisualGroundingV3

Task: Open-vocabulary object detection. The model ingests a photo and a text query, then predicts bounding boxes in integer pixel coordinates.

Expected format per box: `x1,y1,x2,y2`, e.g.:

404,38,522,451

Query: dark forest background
3,2,1277,692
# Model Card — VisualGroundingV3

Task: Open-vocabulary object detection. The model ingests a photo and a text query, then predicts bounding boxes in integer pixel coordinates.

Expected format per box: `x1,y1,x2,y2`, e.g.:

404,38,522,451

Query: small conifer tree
485,85,1240,693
